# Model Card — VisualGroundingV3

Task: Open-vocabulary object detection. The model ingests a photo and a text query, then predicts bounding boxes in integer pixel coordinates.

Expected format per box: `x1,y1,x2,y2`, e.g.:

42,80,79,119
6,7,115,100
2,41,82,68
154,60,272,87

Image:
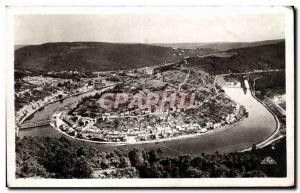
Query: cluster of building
51,99,244,143
22,76,68,87
15,76,94,125
136,67,154,75
46,67,247,144
16,90,67,124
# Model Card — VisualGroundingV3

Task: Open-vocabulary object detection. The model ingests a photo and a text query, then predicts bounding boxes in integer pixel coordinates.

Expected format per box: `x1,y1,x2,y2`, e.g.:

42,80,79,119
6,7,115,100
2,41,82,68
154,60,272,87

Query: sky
14,14,285,45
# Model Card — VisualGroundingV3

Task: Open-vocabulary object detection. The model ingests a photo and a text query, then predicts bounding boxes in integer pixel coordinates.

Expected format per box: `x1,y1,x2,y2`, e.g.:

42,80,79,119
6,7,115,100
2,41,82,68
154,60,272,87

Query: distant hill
153,39,284,51
184,41,285,74
15,40,285,73
15,45,28,50
14,42,217,72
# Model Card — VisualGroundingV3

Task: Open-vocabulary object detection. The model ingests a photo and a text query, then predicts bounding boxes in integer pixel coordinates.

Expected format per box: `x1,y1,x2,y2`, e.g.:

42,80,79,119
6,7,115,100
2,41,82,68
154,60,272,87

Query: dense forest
16,136,286,178
14,42,216,72
253,71,286,90
186,42,285,74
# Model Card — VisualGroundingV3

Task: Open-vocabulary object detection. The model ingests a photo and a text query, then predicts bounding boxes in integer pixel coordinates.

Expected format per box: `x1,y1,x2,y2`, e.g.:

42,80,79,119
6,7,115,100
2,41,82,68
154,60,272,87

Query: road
177,70,190,91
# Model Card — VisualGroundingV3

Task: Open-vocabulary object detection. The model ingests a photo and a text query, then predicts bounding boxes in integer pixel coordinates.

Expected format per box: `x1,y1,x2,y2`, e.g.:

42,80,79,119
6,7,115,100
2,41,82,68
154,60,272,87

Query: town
44,66,248,144
15,71,95,126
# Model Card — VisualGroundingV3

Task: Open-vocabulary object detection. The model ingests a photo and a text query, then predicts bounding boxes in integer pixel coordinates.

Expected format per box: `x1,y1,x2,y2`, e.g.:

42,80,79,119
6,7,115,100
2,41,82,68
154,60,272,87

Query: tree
178,155,192,170
76,146,88,157
113,167,139,178
110,156,121,168
17,157,49,178
186,167,209,178
148,162,164,177
225,168,241,177
101,158,110,169
46,148,76,178
16,135,287,179
73,156,93,178
138,161,164,178
210,163,229,177
119,156,131,168
251,144,257,153
148,150,160,164
128,149,144,167
243,170,267,177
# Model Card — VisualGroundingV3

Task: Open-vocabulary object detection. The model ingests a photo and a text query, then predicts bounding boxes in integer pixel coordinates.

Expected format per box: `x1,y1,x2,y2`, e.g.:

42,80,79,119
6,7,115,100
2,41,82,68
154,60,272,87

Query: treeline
254,71,285,91
44,71,96,81
186,42,285,75
14,69,96,81
16,136,286,178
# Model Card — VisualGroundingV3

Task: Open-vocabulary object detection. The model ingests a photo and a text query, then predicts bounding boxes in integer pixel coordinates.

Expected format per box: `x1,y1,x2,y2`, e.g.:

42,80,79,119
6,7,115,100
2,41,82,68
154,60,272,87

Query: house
138,67,154,75
200,128,208,133
213,123,222,129
145,67,154,75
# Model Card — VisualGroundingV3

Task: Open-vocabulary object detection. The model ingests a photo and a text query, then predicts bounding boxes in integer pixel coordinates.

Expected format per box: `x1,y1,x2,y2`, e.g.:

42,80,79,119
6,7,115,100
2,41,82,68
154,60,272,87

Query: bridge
20,120,51,129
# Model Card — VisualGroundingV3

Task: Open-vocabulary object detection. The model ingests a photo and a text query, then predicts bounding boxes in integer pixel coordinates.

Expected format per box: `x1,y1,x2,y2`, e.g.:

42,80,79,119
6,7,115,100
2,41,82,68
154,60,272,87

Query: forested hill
185,41,285,74
14,42,216,72
153,39,284,51
15,41,285,74
16,136,286,178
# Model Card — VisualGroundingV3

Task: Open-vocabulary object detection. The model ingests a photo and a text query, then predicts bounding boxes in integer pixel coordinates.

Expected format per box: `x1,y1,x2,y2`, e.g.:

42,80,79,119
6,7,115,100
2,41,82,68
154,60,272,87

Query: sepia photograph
6,6,294,188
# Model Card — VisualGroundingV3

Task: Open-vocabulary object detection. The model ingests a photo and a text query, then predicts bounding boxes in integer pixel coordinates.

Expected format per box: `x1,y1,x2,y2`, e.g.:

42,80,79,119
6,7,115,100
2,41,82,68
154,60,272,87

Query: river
19,81,277,156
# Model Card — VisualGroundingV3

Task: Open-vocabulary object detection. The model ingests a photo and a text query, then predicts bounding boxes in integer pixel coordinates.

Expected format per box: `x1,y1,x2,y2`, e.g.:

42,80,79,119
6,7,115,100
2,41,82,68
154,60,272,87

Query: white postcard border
6,6,295,188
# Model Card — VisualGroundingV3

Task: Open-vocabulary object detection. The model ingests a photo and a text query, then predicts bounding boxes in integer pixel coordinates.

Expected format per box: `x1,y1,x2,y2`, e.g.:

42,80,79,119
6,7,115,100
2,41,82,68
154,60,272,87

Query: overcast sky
14,14,284,45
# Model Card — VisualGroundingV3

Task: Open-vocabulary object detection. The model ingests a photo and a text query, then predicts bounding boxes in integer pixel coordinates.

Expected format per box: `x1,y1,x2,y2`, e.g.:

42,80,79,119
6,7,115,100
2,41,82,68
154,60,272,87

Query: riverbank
215,74,281,152
50,115,245,146
17,88,95,128
239,85,281,152
18,83,119,128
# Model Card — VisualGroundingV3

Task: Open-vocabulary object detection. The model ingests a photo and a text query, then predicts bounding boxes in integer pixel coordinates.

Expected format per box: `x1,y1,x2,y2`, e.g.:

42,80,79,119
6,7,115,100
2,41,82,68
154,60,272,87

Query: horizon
15,14,284,45
14,38,285,46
